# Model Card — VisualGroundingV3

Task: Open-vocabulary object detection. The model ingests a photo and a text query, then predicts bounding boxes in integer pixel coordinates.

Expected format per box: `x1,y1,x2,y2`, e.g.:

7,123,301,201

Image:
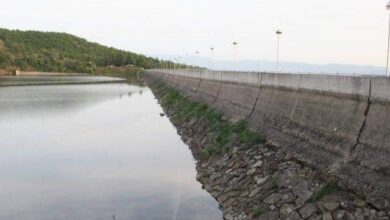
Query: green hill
0,28,170,74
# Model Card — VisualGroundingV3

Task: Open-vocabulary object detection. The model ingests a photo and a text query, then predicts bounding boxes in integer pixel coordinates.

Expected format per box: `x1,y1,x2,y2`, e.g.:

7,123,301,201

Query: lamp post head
387,1,390,10
276,30,282,35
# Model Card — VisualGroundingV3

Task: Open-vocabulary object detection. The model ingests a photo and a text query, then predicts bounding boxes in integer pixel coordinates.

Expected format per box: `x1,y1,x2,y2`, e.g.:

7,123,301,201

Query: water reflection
0,84,146,120
0,75,124,86
0,78,221,220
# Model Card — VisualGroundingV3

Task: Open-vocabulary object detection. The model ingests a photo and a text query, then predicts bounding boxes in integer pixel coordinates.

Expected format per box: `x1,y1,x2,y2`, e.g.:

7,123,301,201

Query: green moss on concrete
153,81,266,157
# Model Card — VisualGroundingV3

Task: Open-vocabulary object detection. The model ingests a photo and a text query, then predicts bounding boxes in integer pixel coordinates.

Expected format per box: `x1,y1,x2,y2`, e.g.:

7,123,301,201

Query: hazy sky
0,0,388,66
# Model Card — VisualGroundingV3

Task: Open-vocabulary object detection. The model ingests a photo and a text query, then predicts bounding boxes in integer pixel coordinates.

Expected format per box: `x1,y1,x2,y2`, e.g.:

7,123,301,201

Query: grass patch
355,191,366,200
308,180,341,202
155,83,266,158
271,175,278,190
233,120,266,145
252,204,267,218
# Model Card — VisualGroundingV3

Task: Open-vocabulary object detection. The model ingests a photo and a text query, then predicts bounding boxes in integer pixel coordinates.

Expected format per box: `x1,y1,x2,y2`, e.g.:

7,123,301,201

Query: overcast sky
0,0,388,66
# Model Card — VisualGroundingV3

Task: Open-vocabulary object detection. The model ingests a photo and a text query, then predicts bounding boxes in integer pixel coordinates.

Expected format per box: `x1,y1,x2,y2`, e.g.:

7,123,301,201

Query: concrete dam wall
145,69,390,209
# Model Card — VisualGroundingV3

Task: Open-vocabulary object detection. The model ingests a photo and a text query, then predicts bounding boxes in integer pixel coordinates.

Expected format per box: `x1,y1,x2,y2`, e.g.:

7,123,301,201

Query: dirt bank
0,69,10,75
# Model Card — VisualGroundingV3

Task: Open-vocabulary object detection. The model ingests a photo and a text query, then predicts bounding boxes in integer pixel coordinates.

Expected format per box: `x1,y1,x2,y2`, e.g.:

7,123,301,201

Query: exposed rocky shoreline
150,82,389,220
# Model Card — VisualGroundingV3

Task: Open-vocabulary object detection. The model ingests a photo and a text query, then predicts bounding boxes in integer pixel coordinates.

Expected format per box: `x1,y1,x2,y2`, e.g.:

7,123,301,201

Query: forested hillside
0,28,170,74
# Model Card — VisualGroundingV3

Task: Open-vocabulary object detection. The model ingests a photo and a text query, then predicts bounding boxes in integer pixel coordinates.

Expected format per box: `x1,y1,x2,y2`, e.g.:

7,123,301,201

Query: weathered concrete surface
215,83,260,122
338,77,390,209
195,72,222,104
168,74,180,87
360,77,390,151
145,69,390,209
213,72,261,122
176,76,201,97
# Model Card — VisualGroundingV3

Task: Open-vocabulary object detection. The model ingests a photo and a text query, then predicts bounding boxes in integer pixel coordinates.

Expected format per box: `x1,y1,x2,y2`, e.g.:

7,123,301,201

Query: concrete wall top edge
261,73,301,90
221,71,261,86
147,70,373,97
370,77,390,102
299,74,371,97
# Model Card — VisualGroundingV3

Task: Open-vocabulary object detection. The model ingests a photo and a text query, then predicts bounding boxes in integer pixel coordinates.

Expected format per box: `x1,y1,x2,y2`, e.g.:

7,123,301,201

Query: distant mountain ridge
156,55,385,76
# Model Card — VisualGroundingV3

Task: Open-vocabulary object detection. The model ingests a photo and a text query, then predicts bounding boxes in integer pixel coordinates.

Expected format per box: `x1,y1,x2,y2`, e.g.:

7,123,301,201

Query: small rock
323,201,340,211
218,191,240,204
345,212,355,220
256,211,280,220
249,187,262,198
353,199,367,208
241,191,249,198
159,113,165,117
340,200,354,211
254,155,262,160
299,203,317,219
286,211,303,220
333,210,346,220
307,214,322,220
256,176,269,185
237,212,247,220
353,211,365,220
224,213,233,220
252,161,263,168
378,211,386,217
189,118,197,126
296,189,313,206
292,180,310,195
247,168,256,176
281,193,296,204
264,193,283,205
323,211,334,220
280,203,295,218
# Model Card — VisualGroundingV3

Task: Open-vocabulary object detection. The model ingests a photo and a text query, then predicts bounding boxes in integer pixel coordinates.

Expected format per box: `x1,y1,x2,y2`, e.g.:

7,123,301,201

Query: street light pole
174,56,181,70
386,1,390,76
233,41,238,70
276,30,282,73
210,47,214,71
184,54,189,68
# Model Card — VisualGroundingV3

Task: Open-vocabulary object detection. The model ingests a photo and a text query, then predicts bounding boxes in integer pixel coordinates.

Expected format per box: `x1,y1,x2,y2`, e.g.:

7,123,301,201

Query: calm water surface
0,76,221,220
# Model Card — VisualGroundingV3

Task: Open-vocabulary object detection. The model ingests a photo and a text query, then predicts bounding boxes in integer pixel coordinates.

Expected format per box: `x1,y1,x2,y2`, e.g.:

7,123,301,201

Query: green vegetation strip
308,180,340,202
154,81,266,157
252,204,268,218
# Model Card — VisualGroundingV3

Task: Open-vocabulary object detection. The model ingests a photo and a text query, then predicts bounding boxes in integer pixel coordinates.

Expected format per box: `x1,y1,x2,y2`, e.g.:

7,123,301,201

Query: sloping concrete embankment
145,69,390,210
